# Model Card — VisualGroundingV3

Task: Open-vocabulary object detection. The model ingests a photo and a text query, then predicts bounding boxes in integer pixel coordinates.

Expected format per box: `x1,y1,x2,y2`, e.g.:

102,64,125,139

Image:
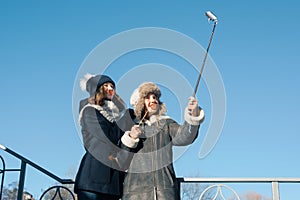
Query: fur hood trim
130,82,167,120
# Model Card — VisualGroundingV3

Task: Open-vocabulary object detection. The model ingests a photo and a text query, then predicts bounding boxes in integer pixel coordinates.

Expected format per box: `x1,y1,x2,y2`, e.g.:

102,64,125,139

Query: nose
107,85,114,95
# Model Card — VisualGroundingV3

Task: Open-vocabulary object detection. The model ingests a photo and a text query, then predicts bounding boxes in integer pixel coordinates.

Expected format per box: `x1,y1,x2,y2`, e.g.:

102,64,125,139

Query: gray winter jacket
119,109,204,200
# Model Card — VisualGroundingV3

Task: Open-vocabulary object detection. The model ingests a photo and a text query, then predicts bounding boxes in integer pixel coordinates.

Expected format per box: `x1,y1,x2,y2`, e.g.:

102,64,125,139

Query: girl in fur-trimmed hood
120,82,205,200
130,82,167,121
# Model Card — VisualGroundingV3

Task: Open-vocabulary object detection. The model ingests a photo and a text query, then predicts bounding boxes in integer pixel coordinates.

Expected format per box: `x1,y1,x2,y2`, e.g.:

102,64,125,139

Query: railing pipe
0,155,5,200
0,144,74,200
0,144,73,184
179,177,300,200
272,181,280,200
17,161,26,200
180,177,300,183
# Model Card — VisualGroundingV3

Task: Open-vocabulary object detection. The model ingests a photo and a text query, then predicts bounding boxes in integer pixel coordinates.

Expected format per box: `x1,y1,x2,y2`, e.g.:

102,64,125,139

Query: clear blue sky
1,1,300,199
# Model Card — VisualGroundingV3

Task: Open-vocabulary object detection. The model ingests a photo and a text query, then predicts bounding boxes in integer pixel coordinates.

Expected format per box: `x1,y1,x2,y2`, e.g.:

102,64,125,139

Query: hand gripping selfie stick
193,11,218,97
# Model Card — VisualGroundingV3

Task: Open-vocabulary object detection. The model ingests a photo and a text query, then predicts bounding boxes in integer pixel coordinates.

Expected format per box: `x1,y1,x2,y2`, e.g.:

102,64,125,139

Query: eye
146,93,153,99
104,83,114,89
109,84,115,89
146,94,157,100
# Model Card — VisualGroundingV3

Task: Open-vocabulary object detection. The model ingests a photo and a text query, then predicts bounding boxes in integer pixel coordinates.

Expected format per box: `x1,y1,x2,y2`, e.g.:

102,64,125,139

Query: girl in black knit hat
74,73,126,200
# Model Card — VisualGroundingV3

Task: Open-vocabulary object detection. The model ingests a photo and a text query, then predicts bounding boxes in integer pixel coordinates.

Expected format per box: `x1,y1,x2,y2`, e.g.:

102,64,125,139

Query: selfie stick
193,11,218,97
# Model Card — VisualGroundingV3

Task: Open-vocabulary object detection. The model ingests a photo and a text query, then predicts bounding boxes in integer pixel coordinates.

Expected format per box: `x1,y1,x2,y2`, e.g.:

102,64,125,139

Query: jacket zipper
152,124,158,200
154,186,157,200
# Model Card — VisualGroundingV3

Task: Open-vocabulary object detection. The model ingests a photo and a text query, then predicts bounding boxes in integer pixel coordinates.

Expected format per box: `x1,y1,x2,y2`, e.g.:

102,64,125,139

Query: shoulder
156,115,178,126
128,108,136,119
79,104,102,123
79,98,89,112
159,115,174,122
82,105,98,115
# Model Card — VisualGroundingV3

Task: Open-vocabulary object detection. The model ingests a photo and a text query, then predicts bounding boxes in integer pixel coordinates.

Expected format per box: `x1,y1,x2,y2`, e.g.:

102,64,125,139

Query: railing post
17,160,26,200
0,155,5,200
272,181,280,200
177,178,183,199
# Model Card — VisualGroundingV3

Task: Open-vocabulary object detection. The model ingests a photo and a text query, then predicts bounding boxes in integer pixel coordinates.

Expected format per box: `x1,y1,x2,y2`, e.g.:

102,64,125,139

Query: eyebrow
104,83,115,88
146,93,157,98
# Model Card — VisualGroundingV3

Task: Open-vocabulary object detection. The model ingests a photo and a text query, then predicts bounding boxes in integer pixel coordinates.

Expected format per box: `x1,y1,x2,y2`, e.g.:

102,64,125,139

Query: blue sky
1,1,300,199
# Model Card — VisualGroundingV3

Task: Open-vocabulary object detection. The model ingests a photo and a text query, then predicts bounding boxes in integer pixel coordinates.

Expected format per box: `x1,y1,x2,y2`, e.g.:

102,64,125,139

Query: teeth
150,104,157,109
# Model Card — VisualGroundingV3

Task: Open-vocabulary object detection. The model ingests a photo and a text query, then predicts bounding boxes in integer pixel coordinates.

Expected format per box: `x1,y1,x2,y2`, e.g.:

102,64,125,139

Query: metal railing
1,144,300,200
0,144,75,200
178,177,300,199
0,155,5,200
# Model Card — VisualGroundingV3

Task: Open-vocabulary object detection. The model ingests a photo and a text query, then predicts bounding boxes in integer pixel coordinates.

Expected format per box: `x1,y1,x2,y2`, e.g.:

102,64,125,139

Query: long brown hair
87,85,126,111
88,85,105,106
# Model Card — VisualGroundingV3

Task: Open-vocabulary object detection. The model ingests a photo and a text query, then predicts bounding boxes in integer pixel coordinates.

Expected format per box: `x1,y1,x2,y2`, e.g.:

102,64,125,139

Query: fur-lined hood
130,82,167,120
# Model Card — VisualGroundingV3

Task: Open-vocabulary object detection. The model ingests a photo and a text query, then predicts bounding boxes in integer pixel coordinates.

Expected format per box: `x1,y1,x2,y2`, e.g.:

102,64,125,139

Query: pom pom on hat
80,73,95,91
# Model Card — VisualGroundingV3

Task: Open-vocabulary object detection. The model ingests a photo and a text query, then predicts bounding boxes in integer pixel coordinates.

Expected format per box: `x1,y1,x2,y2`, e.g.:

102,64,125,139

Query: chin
148,108,158,115
105,95,113,100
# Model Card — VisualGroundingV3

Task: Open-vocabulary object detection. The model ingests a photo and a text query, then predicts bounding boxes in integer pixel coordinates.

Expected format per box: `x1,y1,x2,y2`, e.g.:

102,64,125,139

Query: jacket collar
79,100,122,124
143,115,171,126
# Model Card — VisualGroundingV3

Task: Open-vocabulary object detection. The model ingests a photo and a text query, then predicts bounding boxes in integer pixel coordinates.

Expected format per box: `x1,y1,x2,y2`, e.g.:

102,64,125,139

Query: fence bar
182,177,300,183
0,155,5,200
272,181,280,200
17,161,26,200
1,145,73,184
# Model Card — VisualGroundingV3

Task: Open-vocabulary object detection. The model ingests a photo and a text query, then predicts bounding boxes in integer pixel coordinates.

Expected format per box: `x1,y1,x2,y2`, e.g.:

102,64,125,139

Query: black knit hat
80,74,115,96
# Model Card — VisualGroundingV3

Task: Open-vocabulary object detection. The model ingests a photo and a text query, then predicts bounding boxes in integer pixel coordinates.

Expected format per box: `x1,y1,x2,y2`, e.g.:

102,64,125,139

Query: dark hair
88,85,126,112
88,85,105,106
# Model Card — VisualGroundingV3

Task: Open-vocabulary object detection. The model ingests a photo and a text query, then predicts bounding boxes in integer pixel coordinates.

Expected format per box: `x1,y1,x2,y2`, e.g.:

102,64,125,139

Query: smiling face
144,93,159,116
102,82,115,100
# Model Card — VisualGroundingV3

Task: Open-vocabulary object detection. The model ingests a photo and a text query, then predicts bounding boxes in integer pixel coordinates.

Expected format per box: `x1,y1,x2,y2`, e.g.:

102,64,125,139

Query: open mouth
107,90,114,96
149,103,158,110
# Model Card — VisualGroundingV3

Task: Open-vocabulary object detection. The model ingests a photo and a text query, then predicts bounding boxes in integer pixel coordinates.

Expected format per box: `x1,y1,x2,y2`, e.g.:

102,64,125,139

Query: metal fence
178,177,300,200
0,144,74,200
1,144,300,200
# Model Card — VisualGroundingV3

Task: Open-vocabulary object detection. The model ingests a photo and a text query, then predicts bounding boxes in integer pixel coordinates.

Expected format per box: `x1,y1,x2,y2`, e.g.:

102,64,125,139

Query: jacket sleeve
115,108,136,132
114,142,135,171
168,107,204,146
113,108,137,171
81,106,118,166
